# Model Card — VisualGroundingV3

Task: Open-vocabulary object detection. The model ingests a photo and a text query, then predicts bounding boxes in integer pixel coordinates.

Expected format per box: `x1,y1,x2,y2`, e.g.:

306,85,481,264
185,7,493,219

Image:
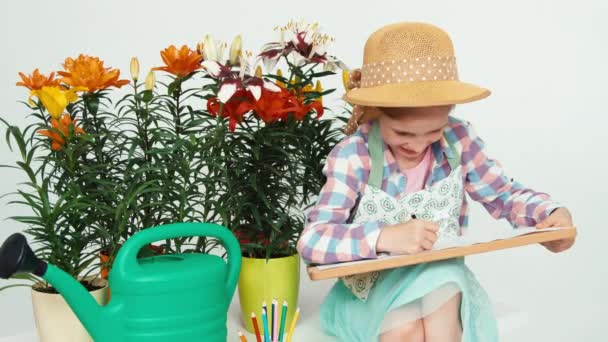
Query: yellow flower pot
238,254,300,334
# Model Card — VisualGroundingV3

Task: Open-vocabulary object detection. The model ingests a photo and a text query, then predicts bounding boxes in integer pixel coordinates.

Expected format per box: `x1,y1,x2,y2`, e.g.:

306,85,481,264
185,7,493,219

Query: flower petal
247,84,261,100
263,81,281,92
201,60,222,77
260,56,279,73
217,80,239,103
202,35,218,61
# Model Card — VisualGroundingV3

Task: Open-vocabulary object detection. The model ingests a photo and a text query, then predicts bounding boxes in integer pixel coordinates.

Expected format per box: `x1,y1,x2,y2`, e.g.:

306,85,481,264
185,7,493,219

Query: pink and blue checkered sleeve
296,137,385,265
457,120,562,227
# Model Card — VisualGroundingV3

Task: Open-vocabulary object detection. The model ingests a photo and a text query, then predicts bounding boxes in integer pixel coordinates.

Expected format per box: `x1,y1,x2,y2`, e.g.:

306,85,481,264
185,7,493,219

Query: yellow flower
130,57,140,81
144,71,156,91
29,86,83,120
58,54,130,92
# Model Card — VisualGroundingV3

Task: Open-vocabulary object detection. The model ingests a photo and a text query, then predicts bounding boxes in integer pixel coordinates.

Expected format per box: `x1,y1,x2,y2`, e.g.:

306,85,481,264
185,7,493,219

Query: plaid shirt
297,117,561,265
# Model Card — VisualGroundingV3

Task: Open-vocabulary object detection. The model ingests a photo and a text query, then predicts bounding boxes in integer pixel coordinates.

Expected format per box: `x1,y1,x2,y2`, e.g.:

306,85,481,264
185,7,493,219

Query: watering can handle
113,222,241,300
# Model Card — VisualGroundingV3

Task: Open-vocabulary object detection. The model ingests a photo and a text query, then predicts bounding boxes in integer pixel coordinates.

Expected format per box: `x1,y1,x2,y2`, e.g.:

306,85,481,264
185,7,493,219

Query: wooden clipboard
306,227,577,281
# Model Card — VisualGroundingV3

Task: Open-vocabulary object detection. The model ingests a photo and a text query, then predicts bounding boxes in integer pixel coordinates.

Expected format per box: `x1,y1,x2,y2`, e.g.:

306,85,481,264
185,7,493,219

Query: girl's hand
536,207,576,253
376,220,439,255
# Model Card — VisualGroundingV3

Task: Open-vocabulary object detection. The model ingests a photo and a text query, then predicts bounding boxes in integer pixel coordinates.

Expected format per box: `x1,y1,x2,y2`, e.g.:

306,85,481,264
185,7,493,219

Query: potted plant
194,21,347,333
0,60,130,340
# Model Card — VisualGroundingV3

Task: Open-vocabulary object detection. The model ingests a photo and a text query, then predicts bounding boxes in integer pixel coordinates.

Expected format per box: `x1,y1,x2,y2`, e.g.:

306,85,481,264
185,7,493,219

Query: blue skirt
320,258,499,342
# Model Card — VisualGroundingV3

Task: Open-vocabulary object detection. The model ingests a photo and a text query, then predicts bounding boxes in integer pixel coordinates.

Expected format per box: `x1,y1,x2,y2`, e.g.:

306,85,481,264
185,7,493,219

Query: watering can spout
0,233,111,339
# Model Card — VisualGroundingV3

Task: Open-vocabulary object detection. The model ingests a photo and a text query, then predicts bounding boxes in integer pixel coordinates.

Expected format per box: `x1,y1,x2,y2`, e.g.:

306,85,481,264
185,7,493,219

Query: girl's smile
378,105,453,168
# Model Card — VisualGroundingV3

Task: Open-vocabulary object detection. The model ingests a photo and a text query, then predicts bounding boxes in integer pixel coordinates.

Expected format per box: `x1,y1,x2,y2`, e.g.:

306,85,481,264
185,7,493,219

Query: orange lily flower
37,114,85,151
16,69,61,90
152,45,203,78
252,87,299,123
58,54,130,92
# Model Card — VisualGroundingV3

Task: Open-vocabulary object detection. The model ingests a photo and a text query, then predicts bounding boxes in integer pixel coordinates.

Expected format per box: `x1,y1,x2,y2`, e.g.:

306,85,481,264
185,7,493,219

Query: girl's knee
423,294,463,341
380,319,424,342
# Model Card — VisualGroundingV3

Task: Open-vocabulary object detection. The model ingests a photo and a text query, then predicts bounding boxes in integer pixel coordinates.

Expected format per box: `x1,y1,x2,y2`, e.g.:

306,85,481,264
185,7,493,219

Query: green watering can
0,222,241,342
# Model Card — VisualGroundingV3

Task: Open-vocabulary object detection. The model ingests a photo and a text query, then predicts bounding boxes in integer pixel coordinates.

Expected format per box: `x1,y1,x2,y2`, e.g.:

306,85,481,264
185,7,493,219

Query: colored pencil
285,307,300,342
261,305,270,342
251,312,262,342
278,300,288,342
270,300,274,341
272,299,279,342
239,331,248,342
262,301,268,342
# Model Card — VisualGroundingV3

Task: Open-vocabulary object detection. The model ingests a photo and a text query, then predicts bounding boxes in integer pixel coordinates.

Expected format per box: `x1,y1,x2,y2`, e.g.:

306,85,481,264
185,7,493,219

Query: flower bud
130,57,140,81
144,70,155,91
229,35,242,65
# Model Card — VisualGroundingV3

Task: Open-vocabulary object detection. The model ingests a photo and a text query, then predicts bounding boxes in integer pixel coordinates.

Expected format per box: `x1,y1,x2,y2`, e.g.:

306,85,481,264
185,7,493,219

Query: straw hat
343,22,490,134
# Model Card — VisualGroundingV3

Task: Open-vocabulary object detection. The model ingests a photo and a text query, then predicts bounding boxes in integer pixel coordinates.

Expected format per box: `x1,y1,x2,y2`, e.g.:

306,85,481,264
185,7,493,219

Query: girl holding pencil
296,22,575,342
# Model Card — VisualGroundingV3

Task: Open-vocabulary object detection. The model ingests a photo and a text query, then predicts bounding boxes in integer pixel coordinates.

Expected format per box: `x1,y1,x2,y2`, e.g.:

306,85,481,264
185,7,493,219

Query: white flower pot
31,276,107,342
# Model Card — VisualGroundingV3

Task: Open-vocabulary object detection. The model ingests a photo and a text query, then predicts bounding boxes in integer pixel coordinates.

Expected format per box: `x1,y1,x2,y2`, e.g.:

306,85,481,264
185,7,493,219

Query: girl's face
378,105,452,163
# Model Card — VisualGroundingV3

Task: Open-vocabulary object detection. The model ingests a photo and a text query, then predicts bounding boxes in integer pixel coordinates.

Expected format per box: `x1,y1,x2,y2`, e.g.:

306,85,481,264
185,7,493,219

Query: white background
0,0,606,341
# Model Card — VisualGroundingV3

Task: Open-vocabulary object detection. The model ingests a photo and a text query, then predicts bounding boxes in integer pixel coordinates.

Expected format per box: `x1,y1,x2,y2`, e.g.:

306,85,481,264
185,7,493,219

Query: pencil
238,331,248,342
270,300,274,341
251,312,262,342
278,300,288,342
272,299,279,342
262,305,270,342
286,307,300,342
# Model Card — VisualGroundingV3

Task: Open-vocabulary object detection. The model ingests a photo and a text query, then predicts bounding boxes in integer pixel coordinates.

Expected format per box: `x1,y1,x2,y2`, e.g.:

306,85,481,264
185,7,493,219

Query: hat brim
343,80,491,107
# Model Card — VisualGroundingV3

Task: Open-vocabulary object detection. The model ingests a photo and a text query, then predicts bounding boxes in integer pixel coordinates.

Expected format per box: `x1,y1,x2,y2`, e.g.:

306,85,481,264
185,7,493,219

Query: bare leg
379,319,424,342
422,293,463,342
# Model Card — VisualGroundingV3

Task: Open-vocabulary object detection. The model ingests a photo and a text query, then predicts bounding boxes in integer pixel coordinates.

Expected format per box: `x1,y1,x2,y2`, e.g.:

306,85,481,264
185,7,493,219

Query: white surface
0,259,531,342
0,0,606,341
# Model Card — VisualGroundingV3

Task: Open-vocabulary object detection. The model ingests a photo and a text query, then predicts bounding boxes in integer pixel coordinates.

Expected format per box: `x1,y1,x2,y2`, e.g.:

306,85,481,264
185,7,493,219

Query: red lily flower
207,88,255,131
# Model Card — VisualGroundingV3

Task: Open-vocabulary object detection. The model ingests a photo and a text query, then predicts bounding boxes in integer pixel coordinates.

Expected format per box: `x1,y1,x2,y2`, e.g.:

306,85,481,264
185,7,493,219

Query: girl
296,22,575,342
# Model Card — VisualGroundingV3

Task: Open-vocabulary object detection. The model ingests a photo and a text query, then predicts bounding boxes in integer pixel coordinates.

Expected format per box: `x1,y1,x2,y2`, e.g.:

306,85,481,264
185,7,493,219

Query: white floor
0,260,531,342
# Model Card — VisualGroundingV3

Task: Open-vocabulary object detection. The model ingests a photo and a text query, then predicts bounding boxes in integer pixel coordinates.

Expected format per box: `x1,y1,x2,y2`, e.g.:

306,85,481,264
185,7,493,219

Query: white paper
314,227,567,270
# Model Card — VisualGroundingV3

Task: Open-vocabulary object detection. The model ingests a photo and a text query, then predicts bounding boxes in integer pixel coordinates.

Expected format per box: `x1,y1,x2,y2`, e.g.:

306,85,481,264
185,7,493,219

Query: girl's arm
459,120,562,227
296,138,385,265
